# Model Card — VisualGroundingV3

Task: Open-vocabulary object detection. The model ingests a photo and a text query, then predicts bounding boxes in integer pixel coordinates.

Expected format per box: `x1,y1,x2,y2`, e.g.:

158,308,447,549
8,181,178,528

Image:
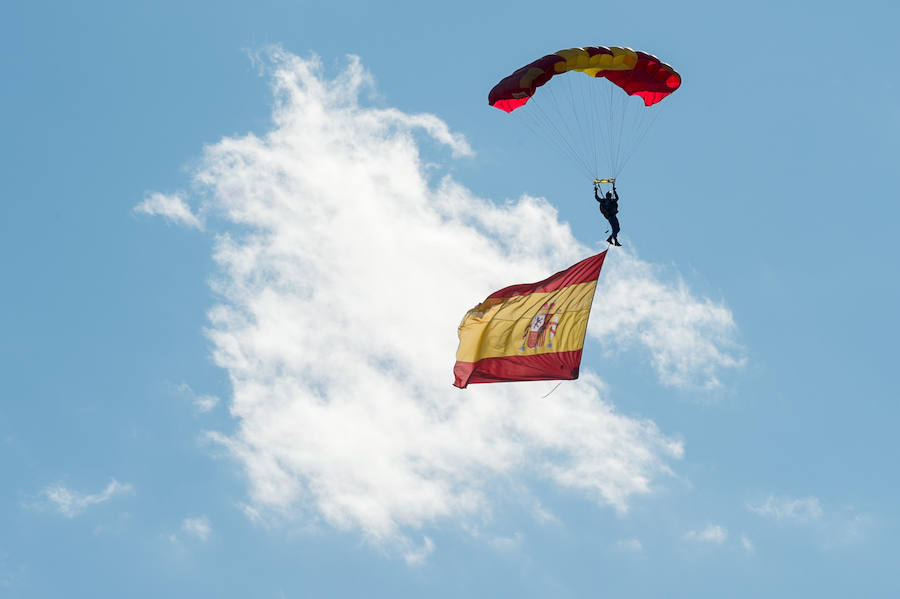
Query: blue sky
3,1,899,597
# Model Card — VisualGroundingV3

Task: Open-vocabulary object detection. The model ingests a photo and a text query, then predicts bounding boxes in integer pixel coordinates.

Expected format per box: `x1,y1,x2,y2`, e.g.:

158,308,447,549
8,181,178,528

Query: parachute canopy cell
488,46,681,112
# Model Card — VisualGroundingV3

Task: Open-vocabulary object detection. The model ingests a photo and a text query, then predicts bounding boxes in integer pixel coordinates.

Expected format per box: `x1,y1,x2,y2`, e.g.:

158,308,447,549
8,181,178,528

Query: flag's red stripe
487,251,606,300
453,350,583,388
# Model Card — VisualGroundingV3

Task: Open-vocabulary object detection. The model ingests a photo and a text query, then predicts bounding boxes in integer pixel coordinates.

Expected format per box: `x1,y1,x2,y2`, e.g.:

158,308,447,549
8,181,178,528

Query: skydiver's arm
612,187,619,201
594,188,601,202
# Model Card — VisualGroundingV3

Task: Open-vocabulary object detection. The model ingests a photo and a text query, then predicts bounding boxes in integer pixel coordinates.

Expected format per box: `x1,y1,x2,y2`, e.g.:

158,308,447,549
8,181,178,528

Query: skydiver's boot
606,235,613,244
613,238,622,246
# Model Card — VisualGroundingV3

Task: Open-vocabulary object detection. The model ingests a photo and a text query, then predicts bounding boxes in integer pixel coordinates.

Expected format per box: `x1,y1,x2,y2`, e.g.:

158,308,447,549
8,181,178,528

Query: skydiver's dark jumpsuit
595,186,620,245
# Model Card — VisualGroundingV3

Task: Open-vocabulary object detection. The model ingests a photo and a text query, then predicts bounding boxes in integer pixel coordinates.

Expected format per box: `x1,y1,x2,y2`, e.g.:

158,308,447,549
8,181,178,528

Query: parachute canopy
488,46,681,178
489,46,681,113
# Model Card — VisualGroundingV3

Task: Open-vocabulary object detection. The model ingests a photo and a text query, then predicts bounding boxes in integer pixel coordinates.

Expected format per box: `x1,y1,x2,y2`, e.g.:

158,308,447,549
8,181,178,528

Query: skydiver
594,180,621,246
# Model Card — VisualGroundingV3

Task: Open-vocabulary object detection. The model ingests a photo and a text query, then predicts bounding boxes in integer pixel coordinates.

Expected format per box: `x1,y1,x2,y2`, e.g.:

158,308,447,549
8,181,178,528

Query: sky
2,0,899,597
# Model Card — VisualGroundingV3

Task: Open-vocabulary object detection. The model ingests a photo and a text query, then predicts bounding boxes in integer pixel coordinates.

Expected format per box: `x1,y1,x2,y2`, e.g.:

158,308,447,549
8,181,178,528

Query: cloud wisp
182,516,212,541
146,49,742,551
747,494,872,548
36,479,133,518
135,192,203,230
176,382,220,413
747,495,824,523
684,524,728,544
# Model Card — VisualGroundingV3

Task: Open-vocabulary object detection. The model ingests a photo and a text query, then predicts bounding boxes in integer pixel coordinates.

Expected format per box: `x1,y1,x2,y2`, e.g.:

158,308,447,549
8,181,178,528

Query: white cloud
182,516,212,541
148,50,741,551
590,253,744,390
748,495,873,549
372,108,473,158
740,534,754,552
37,479,133,517
135,192,203,229
403,536,435,566
192,395,219,413
684,524,728,544
176,383,220,413
748,495,824,523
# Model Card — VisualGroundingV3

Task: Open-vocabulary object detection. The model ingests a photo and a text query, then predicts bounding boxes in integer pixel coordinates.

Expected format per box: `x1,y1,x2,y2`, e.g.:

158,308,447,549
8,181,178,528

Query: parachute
489,46,681,179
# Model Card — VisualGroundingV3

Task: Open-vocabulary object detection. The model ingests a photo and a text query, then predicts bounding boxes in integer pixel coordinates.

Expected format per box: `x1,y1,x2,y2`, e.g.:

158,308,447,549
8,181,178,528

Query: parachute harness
594,179,614,238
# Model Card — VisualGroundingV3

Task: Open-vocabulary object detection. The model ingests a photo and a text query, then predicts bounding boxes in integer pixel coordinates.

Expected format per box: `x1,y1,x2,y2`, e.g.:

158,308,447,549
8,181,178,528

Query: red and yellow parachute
488,46,681,179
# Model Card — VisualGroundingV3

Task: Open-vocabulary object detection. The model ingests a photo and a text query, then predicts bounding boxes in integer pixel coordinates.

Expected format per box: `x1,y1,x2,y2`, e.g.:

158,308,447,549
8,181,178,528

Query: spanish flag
453,251,607,388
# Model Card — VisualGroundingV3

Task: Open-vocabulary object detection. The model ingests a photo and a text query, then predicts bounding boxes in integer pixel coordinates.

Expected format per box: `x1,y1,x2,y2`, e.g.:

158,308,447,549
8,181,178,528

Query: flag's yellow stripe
455,280,597,362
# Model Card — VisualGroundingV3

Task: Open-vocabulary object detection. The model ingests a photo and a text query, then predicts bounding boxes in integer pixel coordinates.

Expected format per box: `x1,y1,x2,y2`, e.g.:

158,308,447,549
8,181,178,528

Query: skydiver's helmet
605,191,613,199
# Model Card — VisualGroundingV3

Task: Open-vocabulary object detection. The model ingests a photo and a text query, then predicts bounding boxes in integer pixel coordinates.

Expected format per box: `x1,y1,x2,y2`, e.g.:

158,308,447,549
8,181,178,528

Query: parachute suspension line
616,101,666,177
521,104,593,180
618,93,645,174
563,74,586,173
518,114,581,178
582,73,612,177
610,90,623,175
530,75,665,182
614,89,630,176
528,94,594,179
541,381,563,399
542,82,595,177
565,72,597,178
596,81,609,174
592,88,668,179
607,82,619,176
531,99,594,179
520,89,588,177
604,83,615,175
623,97,643,168
625,97,664,175
583,73,604,178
